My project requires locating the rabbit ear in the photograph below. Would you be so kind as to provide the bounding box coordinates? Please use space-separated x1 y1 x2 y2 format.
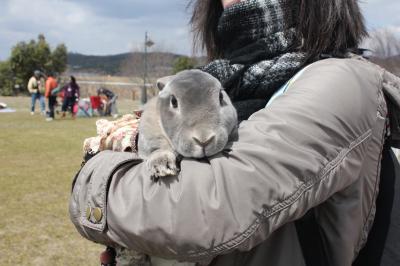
156 75 174 91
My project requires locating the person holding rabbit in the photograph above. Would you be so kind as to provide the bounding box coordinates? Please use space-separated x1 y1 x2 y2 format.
70 0 400 265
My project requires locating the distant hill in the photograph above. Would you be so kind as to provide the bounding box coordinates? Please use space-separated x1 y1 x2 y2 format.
67 52 206 77
67 52 131 75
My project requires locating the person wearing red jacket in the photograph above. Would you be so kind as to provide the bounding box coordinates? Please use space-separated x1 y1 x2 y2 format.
45 72 58 121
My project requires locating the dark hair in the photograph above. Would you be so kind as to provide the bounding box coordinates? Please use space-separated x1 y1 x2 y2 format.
189 0 224 61
70 76 76 84
298 0 367 61
189 0 367 62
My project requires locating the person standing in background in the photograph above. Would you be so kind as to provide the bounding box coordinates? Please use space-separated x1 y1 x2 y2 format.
27 70 46 115
45 72 58 121
61 76 80 118
97 87 118 118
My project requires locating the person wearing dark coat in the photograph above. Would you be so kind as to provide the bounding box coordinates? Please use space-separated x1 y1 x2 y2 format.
61 76 80 118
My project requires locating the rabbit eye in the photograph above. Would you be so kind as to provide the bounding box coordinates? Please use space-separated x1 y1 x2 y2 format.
170 95 178 108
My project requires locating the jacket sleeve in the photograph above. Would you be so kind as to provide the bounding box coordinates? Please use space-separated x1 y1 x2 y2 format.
69 58 385 262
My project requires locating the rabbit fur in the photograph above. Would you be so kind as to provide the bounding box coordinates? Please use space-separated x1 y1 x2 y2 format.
138 69 238 179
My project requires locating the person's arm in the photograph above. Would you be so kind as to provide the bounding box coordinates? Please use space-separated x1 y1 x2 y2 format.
54 80 58 93
70 58 386 262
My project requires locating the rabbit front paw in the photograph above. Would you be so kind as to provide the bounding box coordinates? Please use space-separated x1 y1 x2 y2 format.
146 150 179 180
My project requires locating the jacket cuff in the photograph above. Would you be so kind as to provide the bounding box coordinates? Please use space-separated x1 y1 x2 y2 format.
69 150 141 245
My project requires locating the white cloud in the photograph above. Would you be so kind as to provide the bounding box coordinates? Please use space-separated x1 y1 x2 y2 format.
0 0 192 60
1 0 399 60
6 0 89 30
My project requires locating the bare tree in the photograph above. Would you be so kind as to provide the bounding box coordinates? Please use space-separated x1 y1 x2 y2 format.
362 28 400 76
120 45 180 80
363 28 400 58
120 41 182 99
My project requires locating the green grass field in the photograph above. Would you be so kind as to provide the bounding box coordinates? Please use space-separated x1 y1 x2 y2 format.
0 96 140 265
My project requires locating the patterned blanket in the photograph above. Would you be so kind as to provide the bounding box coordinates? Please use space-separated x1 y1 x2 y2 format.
83 113 140 154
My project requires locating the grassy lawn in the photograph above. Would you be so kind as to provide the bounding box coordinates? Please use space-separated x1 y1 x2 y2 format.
0 96 140 266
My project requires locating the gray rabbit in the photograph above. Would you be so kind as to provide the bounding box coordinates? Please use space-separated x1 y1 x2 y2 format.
138 69 238 179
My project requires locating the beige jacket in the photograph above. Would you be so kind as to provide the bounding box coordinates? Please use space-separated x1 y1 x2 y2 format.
27 76 45 94
70 57 400 266
27 76 39 94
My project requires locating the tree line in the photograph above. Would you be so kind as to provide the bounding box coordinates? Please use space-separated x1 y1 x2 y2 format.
3 29 397 97
0 34 199 96
0 34 67 96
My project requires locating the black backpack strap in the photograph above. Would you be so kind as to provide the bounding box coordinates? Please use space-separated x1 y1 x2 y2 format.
295 209 329 266
353 143 396 266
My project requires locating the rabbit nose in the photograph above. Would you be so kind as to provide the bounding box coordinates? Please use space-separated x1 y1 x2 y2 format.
193 135 215 148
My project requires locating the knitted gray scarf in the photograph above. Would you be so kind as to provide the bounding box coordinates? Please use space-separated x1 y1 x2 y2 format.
201 0 306 121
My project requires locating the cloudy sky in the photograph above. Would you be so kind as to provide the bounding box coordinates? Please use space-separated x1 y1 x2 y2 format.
0 0 399 60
